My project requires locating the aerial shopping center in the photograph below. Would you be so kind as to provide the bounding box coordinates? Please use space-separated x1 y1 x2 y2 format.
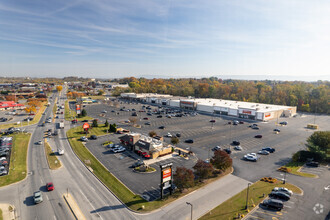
120 93 297 121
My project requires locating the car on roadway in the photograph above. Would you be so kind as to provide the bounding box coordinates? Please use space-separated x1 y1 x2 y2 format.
239 121 244 124
209 119 216 123
279 121 288 125
34 191 43 204
268 191 290 201
234 145 242 151
212 146 221 151
262 199 283 211
37 140 43 145
232 140 240 145
273 128 281 132
252 126 260 130
254 134 262 138
185 139 194 143
272 187 293 196
46 182 55 191
233 120 239 125
80 136 88 142
262 147 275 153
258 150 270 155
58 149 64 155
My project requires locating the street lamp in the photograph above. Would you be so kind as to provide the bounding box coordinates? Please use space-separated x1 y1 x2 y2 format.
186 202 193 220
281 172 287 184
245 183 251 209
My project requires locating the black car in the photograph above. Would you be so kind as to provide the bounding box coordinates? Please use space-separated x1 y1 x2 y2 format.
279 121 288 125
262 147 275 153
157 115 163 118
130 160 144 168
224 148 232 154
273 128 281 132
306 161 319 167
268 191 290 201
185 139 194 143
252 126 260 130
254 135 262 138
262 199 284 211
176 133 181 137
232 140 240 145
131 112 137 116
82 120 89 122
90 135 98 140
159 126 165 129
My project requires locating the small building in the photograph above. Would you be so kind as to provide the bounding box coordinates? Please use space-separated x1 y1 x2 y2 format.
0 101 24 110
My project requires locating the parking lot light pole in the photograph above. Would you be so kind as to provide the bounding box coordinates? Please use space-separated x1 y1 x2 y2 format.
245 183 251 209
186 202 193 220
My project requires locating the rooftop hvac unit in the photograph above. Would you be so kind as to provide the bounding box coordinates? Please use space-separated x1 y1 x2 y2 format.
266 106 269 109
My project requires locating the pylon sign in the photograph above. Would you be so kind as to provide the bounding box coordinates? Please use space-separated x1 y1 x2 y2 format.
160 162 173 199
76 104 81 114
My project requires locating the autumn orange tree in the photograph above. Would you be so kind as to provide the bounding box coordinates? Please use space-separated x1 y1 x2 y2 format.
56 85 63 92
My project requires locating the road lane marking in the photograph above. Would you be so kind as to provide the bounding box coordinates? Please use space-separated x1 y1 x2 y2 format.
255 210 283 218
248 215 264 219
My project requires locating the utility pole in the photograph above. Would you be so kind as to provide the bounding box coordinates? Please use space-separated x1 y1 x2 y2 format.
245 183 251 209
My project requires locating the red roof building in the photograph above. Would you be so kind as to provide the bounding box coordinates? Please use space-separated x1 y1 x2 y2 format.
0 101 25 109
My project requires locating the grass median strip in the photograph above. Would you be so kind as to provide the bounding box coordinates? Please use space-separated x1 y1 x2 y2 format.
200 181 302 220
44 141 61 170
64 100 92 121
282 161 317 178
0 133 31 187
67 126 233 211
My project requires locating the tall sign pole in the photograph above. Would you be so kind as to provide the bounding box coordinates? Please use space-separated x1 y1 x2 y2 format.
160 162 173 199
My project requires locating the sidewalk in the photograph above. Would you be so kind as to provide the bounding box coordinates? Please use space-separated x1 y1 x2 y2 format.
141 174 251 220
0 203 16 220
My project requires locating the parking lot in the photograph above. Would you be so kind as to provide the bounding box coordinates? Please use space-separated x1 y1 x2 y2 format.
0 109 32 126
71 100 330 207
0 136 12 176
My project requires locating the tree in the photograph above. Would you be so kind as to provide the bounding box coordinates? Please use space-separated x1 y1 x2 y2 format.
81 109 87 117
173 167 195 191
171 137 179 145
92 119 98 127
109 123 117 133
104 119 109 127
97 89 104 95
149 131 157 137
56 85 63 92
306 131 330 152
211 150 232 171
193 159 214 180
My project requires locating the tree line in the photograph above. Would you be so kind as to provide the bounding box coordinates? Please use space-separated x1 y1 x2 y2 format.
112 77 329 114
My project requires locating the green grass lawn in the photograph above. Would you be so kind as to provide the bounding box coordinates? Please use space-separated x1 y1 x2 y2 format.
64 100 92 121
0 102 47 130
0 133 31 187
44 141 62 170
283 161 317 178
88 95 106 100
66 126 233 212
53 98 57 115
200 181 302 220
0 208 2 220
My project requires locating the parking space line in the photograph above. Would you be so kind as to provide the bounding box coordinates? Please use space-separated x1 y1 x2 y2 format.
248 215 265 219
255 210 283 218
284 205 291 208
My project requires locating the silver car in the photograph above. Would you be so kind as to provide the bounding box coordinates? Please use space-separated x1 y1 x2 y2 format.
34 191 43 204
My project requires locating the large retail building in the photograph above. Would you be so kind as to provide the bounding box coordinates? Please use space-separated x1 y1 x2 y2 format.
120 93 296 121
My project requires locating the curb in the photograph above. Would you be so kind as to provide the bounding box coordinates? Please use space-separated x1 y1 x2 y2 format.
63 194 78 220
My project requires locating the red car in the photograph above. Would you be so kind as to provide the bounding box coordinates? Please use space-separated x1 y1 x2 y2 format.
143 117 149 120
210 119 216 123
71 119 78 123
46 182 54 191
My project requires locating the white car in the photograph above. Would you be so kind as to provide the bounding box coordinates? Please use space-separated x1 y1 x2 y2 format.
58 149 64 155
102 110 107 113
166 133 172 137
258 150 270 155
80 136 88 142
0 157 6 161
37 140 43 145
234 145 242 151
244 154 258 162
113 146 126 153
272 187 293 196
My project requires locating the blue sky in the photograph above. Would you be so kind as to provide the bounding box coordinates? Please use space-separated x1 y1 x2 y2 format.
0 0 330 80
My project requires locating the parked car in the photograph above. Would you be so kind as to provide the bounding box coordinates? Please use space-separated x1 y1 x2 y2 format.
46 182 55 191
272 187 293 196
143 117 149 120
268 191 290 201
258 150 270 155
254 135 263 138
262 199 284 211
273 128 281 132
145 122 151 125
113 146 126 153
239 121 244 124
185 139 194 143
157 115 163 118
209 119 216 123
34 191 43 204
234 145 242 151
90 135 98 140
212 146 221 151
224 148 232 154
82 120 89 122
102 110 107 113
244 153 258 161
232 140 240 145
130 160 144 168
176 133 181 137
279 121 288 125
0 151 9 157
166 133 172 138
80 136 88 142
306 161 319 167
158 126 165 129
233 120 238 125
262 147 275 153
0 169 7 176
0 160 8 166
71 119 78 123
